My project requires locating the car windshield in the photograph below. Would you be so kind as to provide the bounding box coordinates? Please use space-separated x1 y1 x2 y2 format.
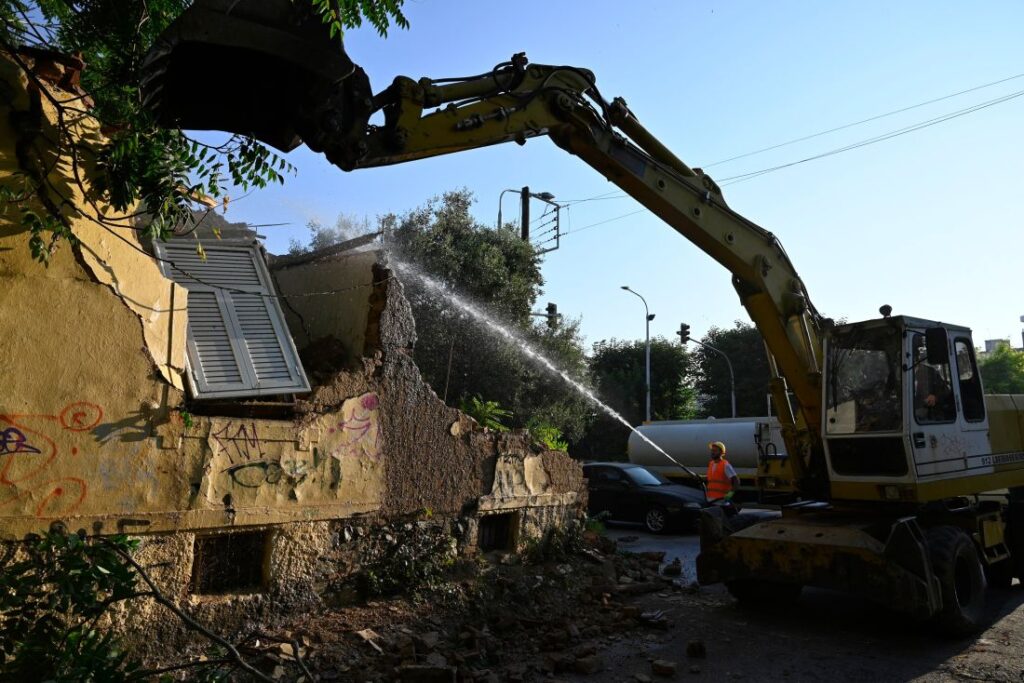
625 467 665 486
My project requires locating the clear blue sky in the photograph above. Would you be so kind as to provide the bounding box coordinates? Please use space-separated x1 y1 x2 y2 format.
221 1 1024 351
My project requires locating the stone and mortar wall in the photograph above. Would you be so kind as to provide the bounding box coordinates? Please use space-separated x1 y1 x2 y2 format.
0 53 586 652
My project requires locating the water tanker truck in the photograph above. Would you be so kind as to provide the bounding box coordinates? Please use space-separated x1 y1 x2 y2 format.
628 418 786 495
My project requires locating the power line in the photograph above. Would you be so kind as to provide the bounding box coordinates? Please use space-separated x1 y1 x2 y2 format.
704 71 1024 169
719 86 1024 186
563 208 647 236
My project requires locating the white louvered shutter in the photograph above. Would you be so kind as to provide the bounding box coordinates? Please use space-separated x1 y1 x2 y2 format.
154 241 310 398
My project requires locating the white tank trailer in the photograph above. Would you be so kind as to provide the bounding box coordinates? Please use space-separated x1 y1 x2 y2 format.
627 417 786 489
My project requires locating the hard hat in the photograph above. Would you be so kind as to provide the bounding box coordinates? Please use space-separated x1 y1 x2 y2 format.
708 441 727 455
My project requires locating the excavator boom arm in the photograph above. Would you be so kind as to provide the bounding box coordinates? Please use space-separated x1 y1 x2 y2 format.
142 0 828 494
336 58 828 492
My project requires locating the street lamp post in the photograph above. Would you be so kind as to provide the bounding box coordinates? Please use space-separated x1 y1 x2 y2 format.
622 286 655 423
679 326 736 418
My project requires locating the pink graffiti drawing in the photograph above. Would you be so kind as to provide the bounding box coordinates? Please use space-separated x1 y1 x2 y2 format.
322 393 381 460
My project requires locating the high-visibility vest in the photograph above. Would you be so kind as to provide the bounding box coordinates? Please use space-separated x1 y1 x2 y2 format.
707 458 733 500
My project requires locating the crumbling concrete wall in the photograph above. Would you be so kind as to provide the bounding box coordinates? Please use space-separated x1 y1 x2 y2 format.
1 51 586 654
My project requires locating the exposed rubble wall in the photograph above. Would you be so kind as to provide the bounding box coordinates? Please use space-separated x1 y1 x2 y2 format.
0 52 586 653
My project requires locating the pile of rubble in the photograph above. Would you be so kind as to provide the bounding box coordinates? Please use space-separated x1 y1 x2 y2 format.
256 533 699 682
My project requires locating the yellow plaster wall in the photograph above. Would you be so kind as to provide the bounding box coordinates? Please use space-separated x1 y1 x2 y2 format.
271 250 377 353
0 56 384 539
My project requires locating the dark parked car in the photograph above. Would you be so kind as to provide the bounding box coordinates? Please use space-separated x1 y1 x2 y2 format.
583 462 708 533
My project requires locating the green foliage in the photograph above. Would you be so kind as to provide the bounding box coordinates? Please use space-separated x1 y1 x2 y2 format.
459 395 512 432
2 0 407 256
979 343 1024 394
583 513 608 534
312 0 409 39
176 406 194 430
356 524 457 600
0 529 142 681
693 321 771 418
379 189 594 442
521 523 584 565
575 337 695 459
528 420 569 451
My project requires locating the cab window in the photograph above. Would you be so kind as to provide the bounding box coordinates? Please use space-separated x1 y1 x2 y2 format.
954 339 985 422
912 333 956 424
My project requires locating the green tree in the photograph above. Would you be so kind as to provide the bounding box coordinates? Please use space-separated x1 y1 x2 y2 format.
574 337 696 460
376 190 593 442
0 0 407 261
693 321 772 418
979 344 1024 394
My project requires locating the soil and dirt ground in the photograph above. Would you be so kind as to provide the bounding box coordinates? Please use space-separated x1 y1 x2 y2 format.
223 514 1024 683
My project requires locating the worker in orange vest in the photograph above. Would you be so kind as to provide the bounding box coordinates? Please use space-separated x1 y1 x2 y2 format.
707 441 740 502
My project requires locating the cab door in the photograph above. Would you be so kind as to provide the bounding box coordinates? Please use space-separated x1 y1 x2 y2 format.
908 331 990 479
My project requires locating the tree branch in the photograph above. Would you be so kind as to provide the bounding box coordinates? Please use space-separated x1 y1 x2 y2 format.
103 540 275 683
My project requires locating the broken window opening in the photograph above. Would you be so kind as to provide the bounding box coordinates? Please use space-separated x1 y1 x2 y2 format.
190 529 270 595
477 512 517 552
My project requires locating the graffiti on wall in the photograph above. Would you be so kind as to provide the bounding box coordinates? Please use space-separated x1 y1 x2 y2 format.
0 402 103 518
212 422 264 463
210 393 381 500
320 393 380 461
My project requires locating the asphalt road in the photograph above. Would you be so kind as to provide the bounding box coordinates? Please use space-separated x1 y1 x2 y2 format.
570 520 1024 682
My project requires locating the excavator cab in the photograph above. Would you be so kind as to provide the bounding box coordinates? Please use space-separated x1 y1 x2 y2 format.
142 0 371 155
822 316 1001 503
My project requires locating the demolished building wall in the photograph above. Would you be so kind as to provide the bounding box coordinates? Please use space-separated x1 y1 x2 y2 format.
0 52 586 650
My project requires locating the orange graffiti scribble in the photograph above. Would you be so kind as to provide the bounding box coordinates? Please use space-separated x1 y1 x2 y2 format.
59 402 103 432
0 402 102 517
34 478 87 518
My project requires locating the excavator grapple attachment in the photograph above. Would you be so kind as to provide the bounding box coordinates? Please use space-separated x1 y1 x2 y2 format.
141 0 371 153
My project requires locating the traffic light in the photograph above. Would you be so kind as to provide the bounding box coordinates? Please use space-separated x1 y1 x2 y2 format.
677 322 691 344
545 302 559 329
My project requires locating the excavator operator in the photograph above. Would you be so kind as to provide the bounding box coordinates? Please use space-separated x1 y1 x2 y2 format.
707 441 740 503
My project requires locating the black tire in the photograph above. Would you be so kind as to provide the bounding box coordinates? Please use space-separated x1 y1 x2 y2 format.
927 525 987 634
643 506 670 534
725 579 802 606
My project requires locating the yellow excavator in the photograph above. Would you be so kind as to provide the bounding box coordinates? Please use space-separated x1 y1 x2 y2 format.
144 0 1024 632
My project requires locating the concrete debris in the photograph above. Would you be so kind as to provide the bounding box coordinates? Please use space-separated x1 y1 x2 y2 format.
662 558 683 576
652 659 679 677
686 640 707 658
639 610 672 630
162 533 700 682
397 664 457 682
356 628 384 654
574 654 604 674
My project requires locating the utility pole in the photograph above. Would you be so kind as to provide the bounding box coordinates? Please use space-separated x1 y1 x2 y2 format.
520 186 530 241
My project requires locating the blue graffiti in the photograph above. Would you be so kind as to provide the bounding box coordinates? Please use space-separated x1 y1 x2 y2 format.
0 427 42 455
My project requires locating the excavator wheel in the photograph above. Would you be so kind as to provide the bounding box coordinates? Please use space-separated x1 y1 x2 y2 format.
926 525 987 635
725 579 802 607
